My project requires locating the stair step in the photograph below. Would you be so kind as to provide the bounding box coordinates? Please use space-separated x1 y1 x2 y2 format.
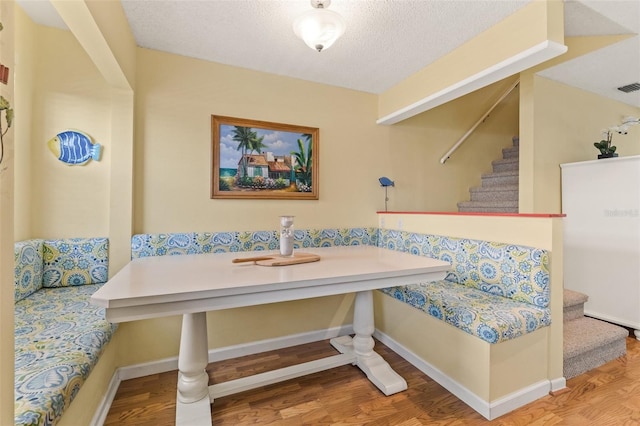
564 289 589 322
492 157 519 173
457 200 518 213
481 171 518 187
562 288 589 322
458 136 519 214
563 317 628 379
564 289 589 308
502 146 519 159
469 185 518 202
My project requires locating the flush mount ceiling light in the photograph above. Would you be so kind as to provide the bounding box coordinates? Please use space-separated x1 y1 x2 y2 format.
293 0 345 52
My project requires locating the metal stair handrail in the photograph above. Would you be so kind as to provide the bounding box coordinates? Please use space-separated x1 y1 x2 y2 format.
440 79 520 164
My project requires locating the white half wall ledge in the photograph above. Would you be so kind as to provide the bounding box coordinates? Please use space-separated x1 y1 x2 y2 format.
376 40 568 126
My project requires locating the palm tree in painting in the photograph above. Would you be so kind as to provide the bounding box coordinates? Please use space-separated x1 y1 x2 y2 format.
291 134 313 189
248 134 267 157
232 126 256 177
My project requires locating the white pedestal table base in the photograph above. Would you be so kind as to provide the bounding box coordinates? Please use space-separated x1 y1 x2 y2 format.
173 290 406 425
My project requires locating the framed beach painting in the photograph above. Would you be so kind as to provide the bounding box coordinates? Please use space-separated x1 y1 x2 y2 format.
211 115 319 200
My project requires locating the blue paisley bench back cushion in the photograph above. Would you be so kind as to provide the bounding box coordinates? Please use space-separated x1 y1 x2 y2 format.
377 229 550 308
131 227 378 258
42 238 109 287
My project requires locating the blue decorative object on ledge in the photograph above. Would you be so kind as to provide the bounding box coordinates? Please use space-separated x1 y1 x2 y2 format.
378 176 394 211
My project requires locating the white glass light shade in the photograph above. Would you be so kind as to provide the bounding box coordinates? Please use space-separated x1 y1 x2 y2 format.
293 7 345 52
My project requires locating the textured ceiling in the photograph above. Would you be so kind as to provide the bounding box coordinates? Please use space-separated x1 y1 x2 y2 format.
541 0 640 108
118 0 530 94
15 0 640 108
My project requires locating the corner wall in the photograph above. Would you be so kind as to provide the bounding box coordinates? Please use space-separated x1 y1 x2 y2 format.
384 77 519 212
0 1 15 423
26 25 112 239
520 75 640 213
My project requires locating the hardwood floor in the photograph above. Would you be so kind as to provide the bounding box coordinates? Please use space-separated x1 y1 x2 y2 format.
106 335 640 425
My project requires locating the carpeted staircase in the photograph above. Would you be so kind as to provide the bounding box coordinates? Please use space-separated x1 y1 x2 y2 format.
563 289 628 379
457 139 628 378
457 136 519 213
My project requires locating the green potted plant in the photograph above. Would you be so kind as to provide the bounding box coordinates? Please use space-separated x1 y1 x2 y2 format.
594 117 640 160
594 130 617 159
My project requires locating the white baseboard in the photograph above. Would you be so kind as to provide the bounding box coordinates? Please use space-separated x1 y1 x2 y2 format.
550 377 567 392
117 324 354 381
488 379 550 419
94 324 354 424
91 370 122 426
373 329 551 420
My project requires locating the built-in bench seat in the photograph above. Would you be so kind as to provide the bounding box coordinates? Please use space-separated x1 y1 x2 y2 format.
377 230 551 344
14 238 116 426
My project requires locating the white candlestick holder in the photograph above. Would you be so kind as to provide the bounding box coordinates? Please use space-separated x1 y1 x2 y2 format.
279 216 294 257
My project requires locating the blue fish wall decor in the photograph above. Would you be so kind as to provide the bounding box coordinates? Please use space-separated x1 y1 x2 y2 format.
47 130 102 165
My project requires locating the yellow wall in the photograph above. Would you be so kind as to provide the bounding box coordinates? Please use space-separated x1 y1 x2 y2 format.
25 26 112 238
520 76 640 213
13 6 35 241
135 48 519 230
384 77 519 212
518 34 640 214
0 1 15 423
134 48 382 232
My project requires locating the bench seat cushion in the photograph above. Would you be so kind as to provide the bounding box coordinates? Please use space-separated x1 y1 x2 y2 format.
381 280 551 344
14 284 117 426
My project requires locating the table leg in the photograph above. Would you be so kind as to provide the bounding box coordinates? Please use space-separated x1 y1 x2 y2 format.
176 312 212 425
331 290 407 396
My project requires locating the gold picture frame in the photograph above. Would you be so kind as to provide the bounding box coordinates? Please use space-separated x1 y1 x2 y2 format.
211 115 319 200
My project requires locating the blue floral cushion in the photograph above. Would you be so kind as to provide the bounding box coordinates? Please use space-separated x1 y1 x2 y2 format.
131 228 378 258
14 284 117 426
14 240 44 302
42 238 109 287
377 230 550 309
380 280 551 344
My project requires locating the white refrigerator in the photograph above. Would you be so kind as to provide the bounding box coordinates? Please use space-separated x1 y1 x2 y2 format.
561 155 640 339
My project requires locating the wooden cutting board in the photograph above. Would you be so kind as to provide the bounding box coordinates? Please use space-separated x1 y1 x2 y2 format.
232 252 320 267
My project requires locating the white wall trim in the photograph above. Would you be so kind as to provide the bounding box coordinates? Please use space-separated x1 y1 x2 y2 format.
373 329 551 420
117 324 354 381
550 377 567 392
90 371 122 426
488 380 551 419
376 40 568 125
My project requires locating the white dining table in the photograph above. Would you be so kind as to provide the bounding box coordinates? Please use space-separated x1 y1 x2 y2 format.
91 245 450 425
